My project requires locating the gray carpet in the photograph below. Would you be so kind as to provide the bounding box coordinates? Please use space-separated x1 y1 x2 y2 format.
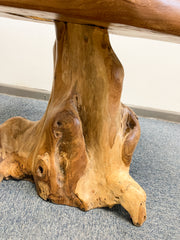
0 94 179 240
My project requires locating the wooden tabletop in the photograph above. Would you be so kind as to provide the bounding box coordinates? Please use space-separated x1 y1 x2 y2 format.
0 0 180 43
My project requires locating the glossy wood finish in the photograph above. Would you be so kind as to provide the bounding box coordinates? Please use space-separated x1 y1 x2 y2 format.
0 0 180 42
0 0 180 227
0 22 146 226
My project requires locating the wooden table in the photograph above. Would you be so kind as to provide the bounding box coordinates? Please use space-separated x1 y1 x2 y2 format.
0 0 180 227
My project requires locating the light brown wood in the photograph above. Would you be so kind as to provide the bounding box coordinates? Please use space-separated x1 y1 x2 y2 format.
0 22 146 226
0 0 180 43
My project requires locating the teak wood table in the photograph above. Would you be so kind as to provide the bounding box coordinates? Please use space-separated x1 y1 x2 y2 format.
0 0 180 227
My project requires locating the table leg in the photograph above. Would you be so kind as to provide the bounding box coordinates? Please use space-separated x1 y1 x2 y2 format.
0 21 146 226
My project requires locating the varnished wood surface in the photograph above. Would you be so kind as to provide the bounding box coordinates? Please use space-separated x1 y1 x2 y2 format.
0 0 180 42
0 22 146 226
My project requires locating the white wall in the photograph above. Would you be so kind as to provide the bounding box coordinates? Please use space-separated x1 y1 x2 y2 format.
0 17 54 91
0 17 180 113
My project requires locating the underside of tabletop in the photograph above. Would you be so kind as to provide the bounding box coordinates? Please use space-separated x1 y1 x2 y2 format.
0 0 180 43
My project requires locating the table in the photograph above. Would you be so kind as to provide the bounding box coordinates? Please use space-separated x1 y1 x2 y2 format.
0 0 180 226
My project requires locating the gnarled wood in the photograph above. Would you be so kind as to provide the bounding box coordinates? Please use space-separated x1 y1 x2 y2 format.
0 22 146 226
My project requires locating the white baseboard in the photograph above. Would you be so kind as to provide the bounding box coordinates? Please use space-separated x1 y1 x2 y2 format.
0 83 179 123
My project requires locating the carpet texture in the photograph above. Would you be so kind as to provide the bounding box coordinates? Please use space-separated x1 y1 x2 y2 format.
0 94 179 240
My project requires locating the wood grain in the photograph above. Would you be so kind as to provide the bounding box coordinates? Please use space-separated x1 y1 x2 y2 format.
0 0 180 42
0 0 179 227
0 22 146 226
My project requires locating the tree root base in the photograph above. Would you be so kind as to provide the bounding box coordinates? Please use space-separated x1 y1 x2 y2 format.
0 21 146 226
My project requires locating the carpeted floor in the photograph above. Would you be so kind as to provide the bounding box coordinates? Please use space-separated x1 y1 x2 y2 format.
0 94 179 240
